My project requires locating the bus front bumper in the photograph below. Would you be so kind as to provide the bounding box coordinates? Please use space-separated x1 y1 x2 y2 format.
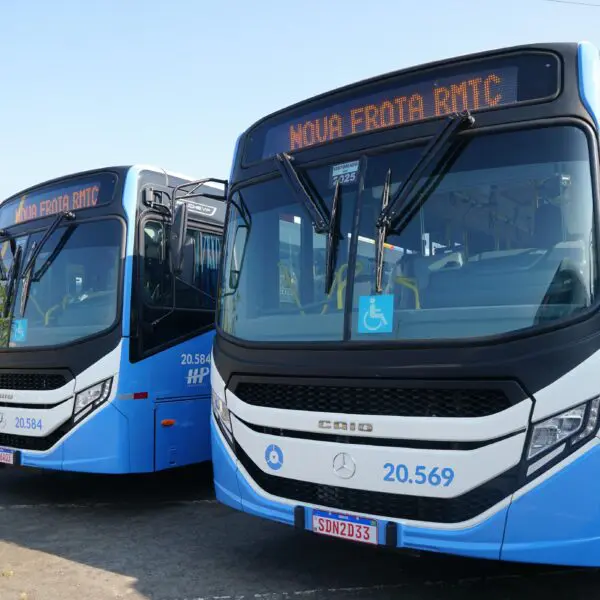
15 404 131 474
212 415 600 567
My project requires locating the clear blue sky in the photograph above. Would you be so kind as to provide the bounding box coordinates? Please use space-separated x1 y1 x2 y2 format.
1 0 599 198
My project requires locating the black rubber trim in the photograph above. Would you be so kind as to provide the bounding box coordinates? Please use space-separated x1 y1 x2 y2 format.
294 505 305 529
385 522 398 547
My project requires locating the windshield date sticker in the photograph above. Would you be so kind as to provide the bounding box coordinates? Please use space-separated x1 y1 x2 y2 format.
358 295 393 334
330 160 360 188
10 319 28 343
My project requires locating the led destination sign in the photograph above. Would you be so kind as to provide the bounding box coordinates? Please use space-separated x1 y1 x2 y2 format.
264 67 517 158
246 52 560 162
0 174 116 231
15 183 99 224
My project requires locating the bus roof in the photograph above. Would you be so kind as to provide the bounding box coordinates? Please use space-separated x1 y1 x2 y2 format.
0 164 224 206
243 41 585 135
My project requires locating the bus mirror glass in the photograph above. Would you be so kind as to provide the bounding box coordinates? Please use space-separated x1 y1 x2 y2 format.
229 269 240 289
170 201 189 274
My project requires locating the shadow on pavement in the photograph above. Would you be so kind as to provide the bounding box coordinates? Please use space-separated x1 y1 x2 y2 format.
0 462 214 505
0 465 599 599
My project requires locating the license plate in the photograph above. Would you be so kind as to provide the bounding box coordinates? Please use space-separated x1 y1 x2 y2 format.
0 448 15 465
312 509 378 545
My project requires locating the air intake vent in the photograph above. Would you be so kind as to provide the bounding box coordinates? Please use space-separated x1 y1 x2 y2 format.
233 380 513 418
0 372 69 391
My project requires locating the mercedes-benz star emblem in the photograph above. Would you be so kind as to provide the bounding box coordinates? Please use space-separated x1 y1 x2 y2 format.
332 452 356 479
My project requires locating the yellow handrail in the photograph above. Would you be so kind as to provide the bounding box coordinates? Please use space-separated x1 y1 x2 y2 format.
395 276 421 309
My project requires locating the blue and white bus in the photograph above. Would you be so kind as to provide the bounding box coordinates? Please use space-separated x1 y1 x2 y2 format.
211 41 600 566
0 165 225 473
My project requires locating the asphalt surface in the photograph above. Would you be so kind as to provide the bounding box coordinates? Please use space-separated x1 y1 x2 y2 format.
0 465 598 600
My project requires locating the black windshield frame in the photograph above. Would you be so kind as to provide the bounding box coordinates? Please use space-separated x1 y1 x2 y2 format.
242 50 561 166
0 215 126 351
219 116 600 349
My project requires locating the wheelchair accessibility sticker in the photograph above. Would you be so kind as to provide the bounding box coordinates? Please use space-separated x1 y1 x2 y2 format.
10 319 28 343
358 295 393 334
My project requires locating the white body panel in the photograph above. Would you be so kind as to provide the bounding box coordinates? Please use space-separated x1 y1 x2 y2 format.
0 344 121 446
213 354 600 528
533 347 600 421
232 415 525 498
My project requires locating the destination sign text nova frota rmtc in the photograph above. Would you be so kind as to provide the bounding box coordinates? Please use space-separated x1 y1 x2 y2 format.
14 183 100 225
262 67 518 157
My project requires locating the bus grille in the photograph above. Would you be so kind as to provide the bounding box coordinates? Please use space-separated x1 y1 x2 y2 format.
237 446 516 524
232 381 512 418
0 372 69 391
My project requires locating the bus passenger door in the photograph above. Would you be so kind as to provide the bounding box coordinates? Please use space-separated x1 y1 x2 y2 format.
132 205 221 471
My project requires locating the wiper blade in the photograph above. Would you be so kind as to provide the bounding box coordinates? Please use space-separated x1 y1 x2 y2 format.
325 181 341 294
275 152 330 234
275 152 342 295
374 111 475 292
3 244 22 319
31 225 76 283
375 169 392 295
19 211 75 317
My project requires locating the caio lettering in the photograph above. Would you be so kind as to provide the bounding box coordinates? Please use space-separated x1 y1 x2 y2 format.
318 420 373 432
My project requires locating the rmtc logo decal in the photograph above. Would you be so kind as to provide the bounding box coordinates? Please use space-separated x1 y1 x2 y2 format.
186 366 210 386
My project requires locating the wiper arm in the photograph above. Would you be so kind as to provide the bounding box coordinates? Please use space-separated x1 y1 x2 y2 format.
19 211 75 317
374 111 475 292
275 152 330 234
275 152 343 295
325 181 341 294
30 225 76 283
375 168 392 294
3 244 22 319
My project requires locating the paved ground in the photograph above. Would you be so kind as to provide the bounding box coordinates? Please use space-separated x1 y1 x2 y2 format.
0 465 599 600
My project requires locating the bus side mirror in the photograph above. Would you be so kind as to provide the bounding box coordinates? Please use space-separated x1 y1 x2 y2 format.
227 223 249 291
170 202 189 274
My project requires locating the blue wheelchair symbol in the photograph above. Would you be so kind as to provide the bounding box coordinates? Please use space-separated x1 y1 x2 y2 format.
265 444 284 471
10 319 28 343
358 295 393 334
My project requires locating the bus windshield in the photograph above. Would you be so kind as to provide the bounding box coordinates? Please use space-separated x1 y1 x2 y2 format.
219 125 596 342
0 218 122 348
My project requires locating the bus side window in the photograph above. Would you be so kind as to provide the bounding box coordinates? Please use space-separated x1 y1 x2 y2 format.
137 220 221 356
141 221 172 306
175 227 221 314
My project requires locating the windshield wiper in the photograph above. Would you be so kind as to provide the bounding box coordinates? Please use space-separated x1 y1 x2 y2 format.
19 211 75 317
275 153 330 233
374 111 475 292
275 152 340 294
30 225 76 283
3 244 22 319
325 181 341 293
375 168 392 295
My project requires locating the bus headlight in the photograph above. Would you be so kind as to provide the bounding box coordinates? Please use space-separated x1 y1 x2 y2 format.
212 388 233 443
73 378 113 421
528 397 600 460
